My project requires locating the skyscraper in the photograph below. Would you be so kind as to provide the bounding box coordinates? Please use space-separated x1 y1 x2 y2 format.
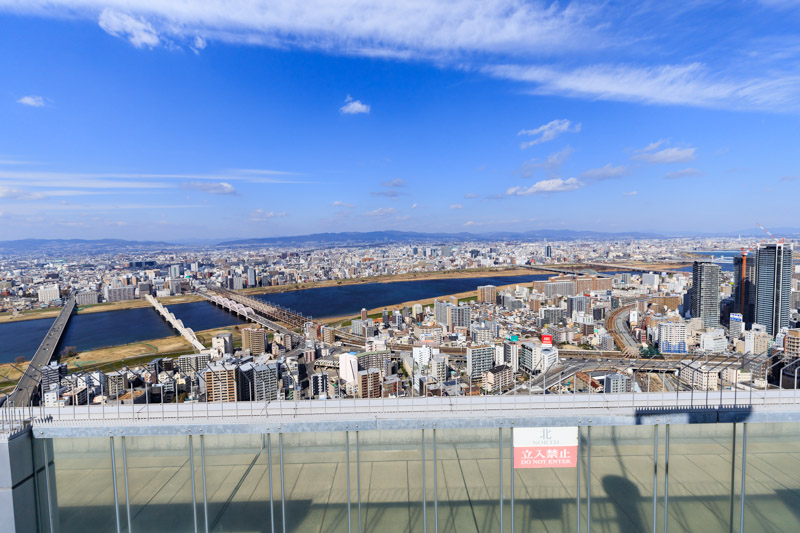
755 242 793 337
691 261 721 328
734 254 757 325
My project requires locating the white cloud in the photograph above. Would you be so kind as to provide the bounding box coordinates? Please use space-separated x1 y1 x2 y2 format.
340 95 370 115
518 119 581 148
8 1 595 58
411 203 419 209
381 178 406 188
579 164 628 181
248 209 286 222
486 62 800 111
98 8 160 48
331 200 354 208
450 203 463 209
633 142 697 164
463 193 478 199
17 95 46 107
365 207 396 217
663 168 702 180
507 177 584 196
182 181 237 194
193 35 207 51
623 190 638 196
0 187 45 200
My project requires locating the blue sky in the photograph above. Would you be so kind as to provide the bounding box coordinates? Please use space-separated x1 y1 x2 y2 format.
1 1 800 241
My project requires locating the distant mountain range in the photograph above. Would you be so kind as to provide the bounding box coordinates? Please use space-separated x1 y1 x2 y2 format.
0 238 176 253
217 229 665 246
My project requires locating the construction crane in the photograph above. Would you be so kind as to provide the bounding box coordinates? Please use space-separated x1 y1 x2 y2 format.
756 222 784 244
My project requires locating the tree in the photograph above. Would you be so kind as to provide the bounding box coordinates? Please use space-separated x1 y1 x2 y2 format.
60 346 78 359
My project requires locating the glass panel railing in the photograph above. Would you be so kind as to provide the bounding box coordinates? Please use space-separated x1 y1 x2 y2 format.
742 422 800 532
123 435 195 532
50 437 119 533
665 423 737 533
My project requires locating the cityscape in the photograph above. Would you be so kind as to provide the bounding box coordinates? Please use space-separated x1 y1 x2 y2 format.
2 1 800 532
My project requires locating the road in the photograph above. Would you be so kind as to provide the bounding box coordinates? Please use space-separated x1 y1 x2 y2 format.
9 294 76 406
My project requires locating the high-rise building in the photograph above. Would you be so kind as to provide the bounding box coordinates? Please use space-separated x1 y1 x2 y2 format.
202 363 238 402
734 254 757 325
242 328 267 355
310 373 329 398
755 242 793 337
37 284 60 304
212 332 234 354
729 313 744 339
253 363 279 401
446 304 470 331
658 322 687 354
691 261 721 328
361 308 368 321
477 285 497 304
466 346 495 381
357 369 381 398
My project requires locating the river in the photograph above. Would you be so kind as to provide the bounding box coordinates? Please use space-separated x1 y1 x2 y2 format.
0 273 551 362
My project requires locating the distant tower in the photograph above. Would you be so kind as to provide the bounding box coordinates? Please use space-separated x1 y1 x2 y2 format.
691 261 721 328
361 308 368 321
755 242 793 337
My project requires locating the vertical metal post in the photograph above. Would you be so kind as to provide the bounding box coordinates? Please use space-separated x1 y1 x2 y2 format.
729 423 737 533
739 423 747 533
433 429 439 533
652 426 658 533
279 433 286 533
346 431 352 533
121 437 133 533
576 431 580 533
189 435 198 533
201 435 209 533
423 429 428 533
509 427 514 533
268 434 275 533
110 438 122 533
42 440 55 533
356 431 362 533
499 427 503 533
586 426 591 533
663 425 670 533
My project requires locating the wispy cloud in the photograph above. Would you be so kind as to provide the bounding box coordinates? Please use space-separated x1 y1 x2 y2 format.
381 178 406 188
181 181 238 195
518 146 573 179
507 177 583 196
17 95 46 107
579 164 628 181
365 207 396 217
633 141 696 164
98 8 160 48
518 119 581 149
340 95 370 115
663 168 702 179
463 193 478 199
371 190 399 198
450 203 463 209
331 200 354 208
623 190 638 196
486 62 800 111
411 203 419 209
248 209 286 222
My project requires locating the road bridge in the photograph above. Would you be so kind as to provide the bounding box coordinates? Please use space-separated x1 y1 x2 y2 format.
9 293 76 407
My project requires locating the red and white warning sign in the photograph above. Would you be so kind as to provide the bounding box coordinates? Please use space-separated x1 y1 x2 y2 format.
514 427 578 469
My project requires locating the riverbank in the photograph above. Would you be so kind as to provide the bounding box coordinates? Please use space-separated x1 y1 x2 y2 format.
319 279 528 326
238 267 543 296
0 293 203 324
0 324 244 393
